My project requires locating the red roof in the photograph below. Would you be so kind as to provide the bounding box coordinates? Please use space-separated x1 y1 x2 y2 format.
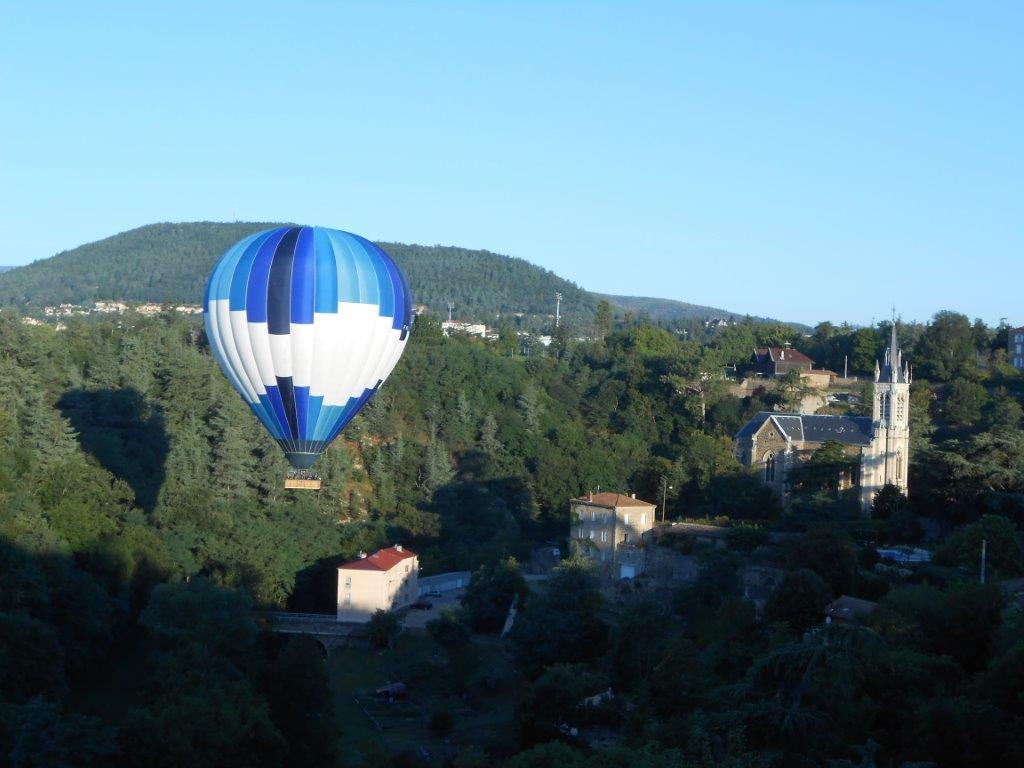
573 492 656 508
338 545 417 572
755 347 814 365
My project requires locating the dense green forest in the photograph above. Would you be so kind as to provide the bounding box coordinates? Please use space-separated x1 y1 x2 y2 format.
1 304 1022 767
0 223 767 328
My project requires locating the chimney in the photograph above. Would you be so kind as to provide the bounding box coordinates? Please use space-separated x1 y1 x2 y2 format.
358 551 367 559
395 544 403 552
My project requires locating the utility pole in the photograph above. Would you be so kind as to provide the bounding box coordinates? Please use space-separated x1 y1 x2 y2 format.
843 354 848 380
660 476 672 523
981 539 987 584
555 292 562 328
447 302 454 324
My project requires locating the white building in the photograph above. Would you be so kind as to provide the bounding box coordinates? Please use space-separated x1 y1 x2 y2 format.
336 545 419 622
442 321 489 338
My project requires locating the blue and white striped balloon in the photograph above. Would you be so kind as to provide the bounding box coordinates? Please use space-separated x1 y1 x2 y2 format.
204 226 412 469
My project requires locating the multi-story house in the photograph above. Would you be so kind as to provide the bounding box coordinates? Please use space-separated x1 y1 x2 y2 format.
337 545 419 622
1009 327 1024 370
569 492 657 579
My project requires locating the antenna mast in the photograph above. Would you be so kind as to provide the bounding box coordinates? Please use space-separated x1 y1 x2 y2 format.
555 292 562 328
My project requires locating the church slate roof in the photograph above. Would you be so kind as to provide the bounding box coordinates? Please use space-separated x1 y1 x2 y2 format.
800 414 873 445
735 412 873 447
735 412 772 439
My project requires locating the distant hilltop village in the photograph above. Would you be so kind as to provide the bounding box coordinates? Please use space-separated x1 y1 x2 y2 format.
19 300 203 329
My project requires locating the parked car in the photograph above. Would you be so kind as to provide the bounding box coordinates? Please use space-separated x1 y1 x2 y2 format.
411 600 433 610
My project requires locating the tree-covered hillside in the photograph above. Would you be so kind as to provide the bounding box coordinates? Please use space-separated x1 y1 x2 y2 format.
0 306 1022 765
0 222 766 328
0 223 282 307
593 292 788 327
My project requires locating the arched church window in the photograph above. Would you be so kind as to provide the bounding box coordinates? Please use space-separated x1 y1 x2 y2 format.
896 452 903 481
896 394 906 421
764 452 776 483
879 392 890 421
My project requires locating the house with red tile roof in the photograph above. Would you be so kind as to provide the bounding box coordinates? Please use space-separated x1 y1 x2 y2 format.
752 346 815 377
337 545 419 622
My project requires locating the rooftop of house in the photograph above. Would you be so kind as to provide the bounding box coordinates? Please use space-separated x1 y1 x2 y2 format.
754 347 814 366
338 545 417 572
573 492 656 509
661 521 730 538
825 595 878 621
735 411 874 447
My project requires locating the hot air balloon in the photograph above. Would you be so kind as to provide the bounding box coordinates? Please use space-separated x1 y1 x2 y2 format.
204 226 412 489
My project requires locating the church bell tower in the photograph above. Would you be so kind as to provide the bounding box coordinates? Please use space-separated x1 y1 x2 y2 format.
862 323 911 510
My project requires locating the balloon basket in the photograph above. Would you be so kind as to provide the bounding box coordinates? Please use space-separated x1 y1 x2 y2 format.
284 471 321 490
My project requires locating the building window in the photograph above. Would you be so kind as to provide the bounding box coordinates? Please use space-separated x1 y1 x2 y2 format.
591 510 596 521
600 530 607 542
764 452 776 483
589 530 595 540
624 514 630 525
641 513 646 526
623 532 631 543
879 392 890 421
345 577 351 587
896 452 904 481
896 394 906 422
578 526 584 539
344 594 351 606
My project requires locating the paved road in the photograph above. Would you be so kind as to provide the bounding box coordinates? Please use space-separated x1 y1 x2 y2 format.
401 588 465 629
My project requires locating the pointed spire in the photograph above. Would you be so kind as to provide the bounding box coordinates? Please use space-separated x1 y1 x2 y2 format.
879 319 906 384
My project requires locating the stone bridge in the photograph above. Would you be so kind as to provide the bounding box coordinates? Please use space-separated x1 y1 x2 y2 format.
257 611 367 656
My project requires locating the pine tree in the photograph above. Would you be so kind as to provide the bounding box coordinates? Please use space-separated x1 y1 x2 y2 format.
518 384 541 432
479 413 501 455
424 424 455 491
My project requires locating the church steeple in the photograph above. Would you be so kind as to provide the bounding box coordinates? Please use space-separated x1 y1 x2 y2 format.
877 321 910 384
864 318 911 511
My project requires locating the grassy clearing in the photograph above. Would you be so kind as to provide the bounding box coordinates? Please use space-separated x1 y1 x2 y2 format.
328 631 519 765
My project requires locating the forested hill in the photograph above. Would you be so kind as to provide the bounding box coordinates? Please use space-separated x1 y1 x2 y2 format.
593 293 781 325
0 222 766 326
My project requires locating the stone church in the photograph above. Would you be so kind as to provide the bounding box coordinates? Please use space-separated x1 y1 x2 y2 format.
734 325 910 511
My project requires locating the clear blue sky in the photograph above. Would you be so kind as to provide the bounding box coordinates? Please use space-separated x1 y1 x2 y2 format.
1 2 1020 326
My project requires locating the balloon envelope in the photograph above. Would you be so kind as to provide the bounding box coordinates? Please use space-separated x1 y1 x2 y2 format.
204 226 412 469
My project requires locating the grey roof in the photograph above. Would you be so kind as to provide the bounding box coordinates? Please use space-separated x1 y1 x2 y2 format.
800 414 873 445
735 412 772 439
735 412 873 447
771 415 805 441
